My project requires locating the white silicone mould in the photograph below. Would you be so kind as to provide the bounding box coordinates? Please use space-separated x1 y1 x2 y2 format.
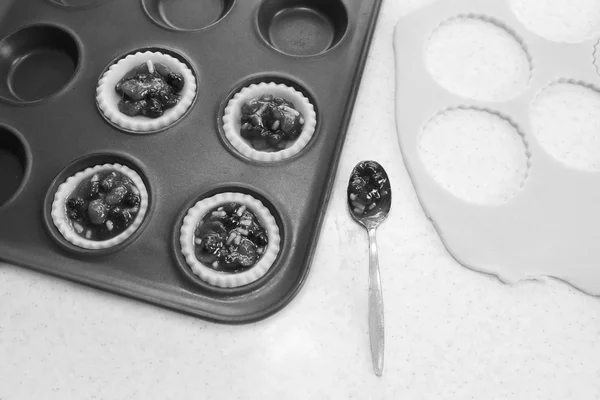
394 0 600 294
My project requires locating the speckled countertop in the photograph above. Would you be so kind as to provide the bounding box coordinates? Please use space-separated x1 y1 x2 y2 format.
1 1 600 399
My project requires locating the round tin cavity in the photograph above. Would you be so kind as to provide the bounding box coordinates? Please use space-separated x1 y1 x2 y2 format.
0 126 29 207
44 153 153 254
173 185 284 295
221 77 317 163
96 48 197 134
0 25 79 104
142 0 235 31
257 0 348 56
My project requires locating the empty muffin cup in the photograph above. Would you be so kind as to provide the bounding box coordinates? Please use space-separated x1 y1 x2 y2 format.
142 0 234 31
257 0 348 56
0 126 28 207
0 25 79 103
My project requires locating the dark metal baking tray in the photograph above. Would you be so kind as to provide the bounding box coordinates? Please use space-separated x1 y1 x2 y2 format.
0 0 382 323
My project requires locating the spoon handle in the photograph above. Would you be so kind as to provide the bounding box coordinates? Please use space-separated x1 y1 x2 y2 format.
368 227 384 376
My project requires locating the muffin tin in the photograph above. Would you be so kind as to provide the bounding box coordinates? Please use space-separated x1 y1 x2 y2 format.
0 0 382 323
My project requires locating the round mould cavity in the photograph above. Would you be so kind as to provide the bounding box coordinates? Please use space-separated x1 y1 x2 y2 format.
47 0 112 9
418 108 530 205
96 48 197 134
0 126 29 207
425 15 532 102
175 189 282 291
509 0 600 43
222 79 317 163
44 153 152 253
530 81 600 171
142 0 234 31
256 0 348 57
0 25 80 104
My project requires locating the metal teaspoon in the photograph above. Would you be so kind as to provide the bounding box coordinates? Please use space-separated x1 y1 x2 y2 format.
347 160 392 377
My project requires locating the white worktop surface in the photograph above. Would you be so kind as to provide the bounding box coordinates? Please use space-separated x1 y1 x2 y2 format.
2 1 599 399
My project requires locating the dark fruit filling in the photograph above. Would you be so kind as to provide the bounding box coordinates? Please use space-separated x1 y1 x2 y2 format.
65 170 142 241
194 202 269 273
348 161 391 216
240 94 305 152
115 61 184 118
